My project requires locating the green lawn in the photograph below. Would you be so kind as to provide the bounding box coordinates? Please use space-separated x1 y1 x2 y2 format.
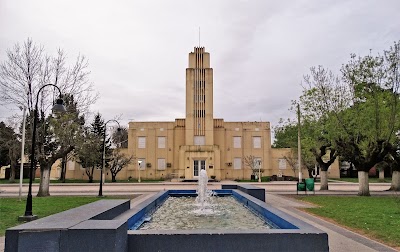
330 177 391 183
299 195 400 248
0 196 124 236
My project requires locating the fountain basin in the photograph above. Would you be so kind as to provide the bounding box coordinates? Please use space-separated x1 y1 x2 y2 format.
5 188 329 251
124 189 328 251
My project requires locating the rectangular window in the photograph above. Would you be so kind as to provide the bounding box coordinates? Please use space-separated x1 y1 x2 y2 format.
253 157 262 168
278 159 287 169
194 136 205 145
157 158 166 170
138 158 146 170
138 137 146 148
158 137 166 148
67 160 75 170
233 136 241 148
234 158 242 170
253 136 261 148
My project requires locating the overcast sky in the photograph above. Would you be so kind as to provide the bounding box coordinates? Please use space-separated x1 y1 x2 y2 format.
1 0 399 134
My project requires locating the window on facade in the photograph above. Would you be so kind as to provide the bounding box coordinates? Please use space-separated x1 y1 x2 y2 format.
193 110 205 117
138 158 146 170
233 136 241 148
157 158 166 170
194 94 205 102
158 137 166 148
138 137 146 148
253 136 261 148
278 159 287 169
254 157 262 168
67 160 75 170
194 136 205 145
234 158 242 170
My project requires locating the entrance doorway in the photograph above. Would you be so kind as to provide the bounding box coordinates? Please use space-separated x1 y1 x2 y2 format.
193 160 205 177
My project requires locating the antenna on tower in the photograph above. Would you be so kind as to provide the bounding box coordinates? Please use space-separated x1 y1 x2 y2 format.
199 27 201 46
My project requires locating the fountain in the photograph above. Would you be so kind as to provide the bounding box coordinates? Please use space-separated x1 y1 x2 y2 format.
5 175 329 251
195 169 209 210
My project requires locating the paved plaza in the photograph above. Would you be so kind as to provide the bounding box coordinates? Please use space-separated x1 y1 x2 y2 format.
1 181 398 252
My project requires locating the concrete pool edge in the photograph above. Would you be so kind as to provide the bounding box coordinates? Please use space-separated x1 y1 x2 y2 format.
126 189 329 251
5 188 329 251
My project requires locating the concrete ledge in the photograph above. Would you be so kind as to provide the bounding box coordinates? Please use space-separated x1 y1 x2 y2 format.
222 184 265 201
128 230 328 252
5 199 130 252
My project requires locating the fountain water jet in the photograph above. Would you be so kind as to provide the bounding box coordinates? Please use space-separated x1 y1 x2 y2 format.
195 169 214 211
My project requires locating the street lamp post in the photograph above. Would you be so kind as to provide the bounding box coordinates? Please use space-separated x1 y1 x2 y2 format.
98 120 120 197
138 160 142 183
19 106 26 200
258 160 262 183
19 84 66 221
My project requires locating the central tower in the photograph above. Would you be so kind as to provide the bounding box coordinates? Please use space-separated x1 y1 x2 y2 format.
185 47 214 146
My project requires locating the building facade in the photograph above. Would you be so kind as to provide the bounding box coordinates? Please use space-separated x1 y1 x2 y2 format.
52 46 339 181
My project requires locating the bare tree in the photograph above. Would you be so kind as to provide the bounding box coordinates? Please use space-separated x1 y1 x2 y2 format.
0 38 98 196
283 153 298 177
243 155 263 179
109 149 133 182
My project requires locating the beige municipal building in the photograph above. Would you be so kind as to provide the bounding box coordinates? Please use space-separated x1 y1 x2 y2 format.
52 46 339 181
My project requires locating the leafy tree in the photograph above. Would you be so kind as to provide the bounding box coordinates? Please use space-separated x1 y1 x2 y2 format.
0 122 20 182
75 128 101 183
76 113 112 182
273 119 323 183
297 42 400 195
35 95 85 196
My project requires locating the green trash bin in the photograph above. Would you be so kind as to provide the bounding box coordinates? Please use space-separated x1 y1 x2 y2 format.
297 182 306 191
305 178 315 191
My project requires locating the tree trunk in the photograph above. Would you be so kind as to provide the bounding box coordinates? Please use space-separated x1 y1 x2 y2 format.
59 156 66 183
8 159 16 183
112 174 116 182
320 170 329 190
378 169 385 182
389 171 400 191
37 166 51 197
358 171 370 196
88 175 93 183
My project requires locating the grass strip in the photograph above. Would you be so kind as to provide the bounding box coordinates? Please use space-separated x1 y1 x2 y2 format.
0 196 114 236
299 195 400 248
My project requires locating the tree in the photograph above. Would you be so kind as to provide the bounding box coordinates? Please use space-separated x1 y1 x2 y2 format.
297 42 400 195
0 38 97 196
76 113 111 183
388 139 400 190
243 155 263 179
109 149 133 182
0 122 20 182
311 146 337 190
273 119 321 181
35 95 85 196
75 129 101 183
112 126 128 148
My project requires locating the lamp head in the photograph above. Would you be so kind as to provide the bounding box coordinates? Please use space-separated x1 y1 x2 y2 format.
52 98 67 113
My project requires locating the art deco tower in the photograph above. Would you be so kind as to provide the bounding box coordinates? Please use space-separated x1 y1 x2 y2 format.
185 47 214 146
